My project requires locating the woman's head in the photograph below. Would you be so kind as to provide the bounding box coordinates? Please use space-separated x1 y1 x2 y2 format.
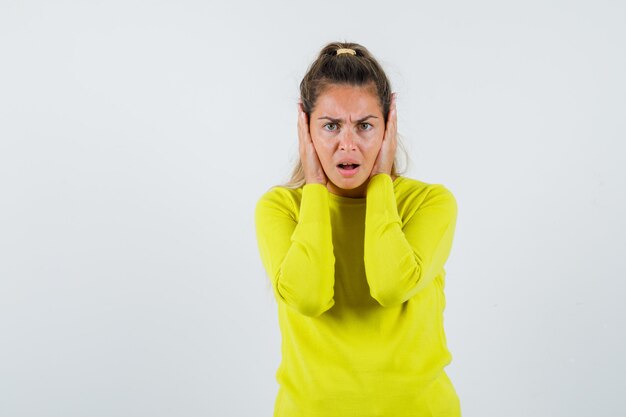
281 41 408 191
299 42 393 124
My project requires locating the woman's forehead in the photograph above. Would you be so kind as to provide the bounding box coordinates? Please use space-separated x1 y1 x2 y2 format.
314 84 382 117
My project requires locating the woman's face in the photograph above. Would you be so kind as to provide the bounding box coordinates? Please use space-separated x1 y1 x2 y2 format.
309 83 386 198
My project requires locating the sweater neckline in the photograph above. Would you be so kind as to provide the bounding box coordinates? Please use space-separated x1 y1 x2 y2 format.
327 176 403 204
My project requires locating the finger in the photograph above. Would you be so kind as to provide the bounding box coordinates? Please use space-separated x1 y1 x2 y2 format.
297 108 308 156
297 108 314 164
391 93 397 118
297 107 307 138
389 111 397 148
299 110 312 143
384 107 397 141
388 96 397 137
297 102 307 119
387 93 396 119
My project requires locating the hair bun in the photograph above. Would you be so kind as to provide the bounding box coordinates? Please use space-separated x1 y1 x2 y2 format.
336 48 357 56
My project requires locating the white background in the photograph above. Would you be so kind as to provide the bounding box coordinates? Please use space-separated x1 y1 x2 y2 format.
1 1 624 416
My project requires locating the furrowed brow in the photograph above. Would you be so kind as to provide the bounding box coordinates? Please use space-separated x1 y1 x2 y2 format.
317 115 379 123
356 115 378 123
318 116 342 123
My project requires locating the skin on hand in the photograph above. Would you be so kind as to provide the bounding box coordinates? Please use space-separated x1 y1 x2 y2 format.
302 83 397 198
370 92 397 179
298 103 328 185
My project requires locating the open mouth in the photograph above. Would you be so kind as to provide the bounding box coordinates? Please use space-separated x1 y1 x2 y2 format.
337 163 360 170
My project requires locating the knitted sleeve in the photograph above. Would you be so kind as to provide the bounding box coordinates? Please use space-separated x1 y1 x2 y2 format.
254 183 335 317
364 174 458 307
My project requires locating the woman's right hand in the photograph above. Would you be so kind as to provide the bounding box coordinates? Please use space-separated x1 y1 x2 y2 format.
297 103 328 185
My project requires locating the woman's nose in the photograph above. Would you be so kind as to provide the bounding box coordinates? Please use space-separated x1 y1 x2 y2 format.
339 129 356 150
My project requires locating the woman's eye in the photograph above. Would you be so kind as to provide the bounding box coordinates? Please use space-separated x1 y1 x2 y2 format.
360 122 372 130
324 123 338 131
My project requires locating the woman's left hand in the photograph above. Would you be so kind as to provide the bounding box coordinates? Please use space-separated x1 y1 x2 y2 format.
370 93 397 178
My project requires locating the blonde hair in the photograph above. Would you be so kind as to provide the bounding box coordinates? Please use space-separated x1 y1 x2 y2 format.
278 41 411 189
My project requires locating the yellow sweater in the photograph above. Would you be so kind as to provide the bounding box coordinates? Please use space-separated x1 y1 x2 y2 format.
254 173 458 417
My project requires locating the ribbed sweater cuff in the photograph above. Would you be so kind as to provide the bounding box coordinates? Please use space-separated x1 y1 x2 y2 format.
300 183 330 224
366 174 401 223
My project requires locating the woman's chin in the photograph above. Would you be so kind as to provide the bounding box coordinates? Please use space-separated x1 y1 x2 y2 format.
327 177 369 198
329 175 358 187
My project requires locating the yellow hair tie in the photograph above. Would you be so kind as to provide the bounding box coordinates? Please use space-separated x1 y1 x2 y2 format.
336 48 356 56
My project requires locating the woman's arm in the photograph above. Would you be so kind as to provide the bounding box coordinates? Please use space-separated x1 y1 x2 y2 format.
364 174 458 307
254 183 336 317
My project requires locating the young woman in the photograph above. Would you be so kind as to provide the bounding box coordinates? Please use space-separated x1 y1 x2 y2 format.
254 41 461 417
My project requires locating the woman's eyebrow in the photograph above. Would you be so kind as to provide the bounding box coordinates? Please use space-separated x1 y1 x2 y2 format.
317 115 378 123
